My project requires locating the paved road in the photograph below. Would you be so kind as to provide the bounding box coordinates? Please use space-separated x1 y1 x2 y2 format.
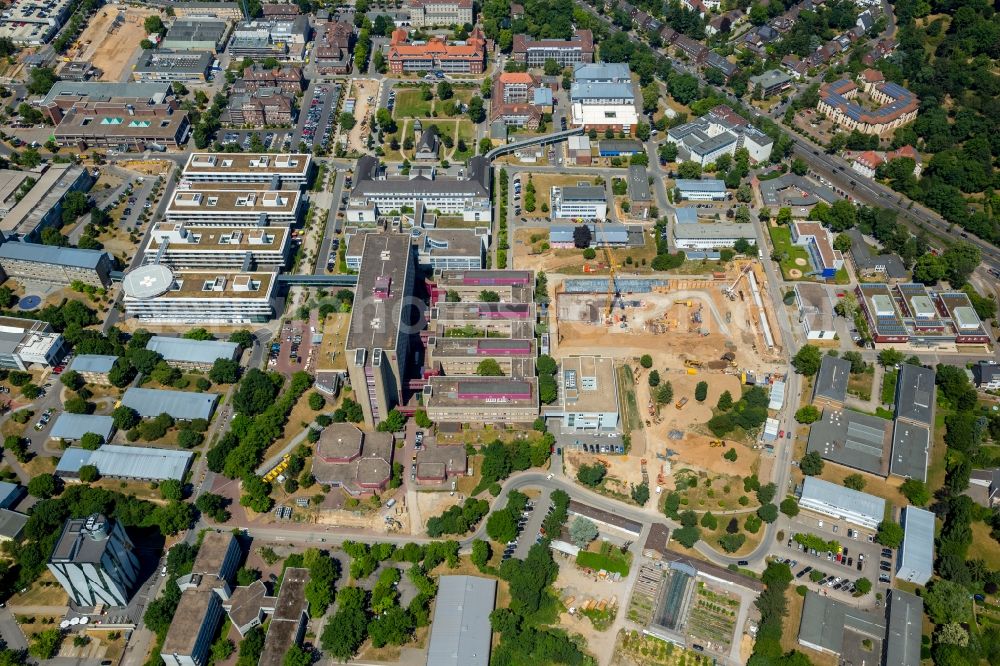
314 171 346 275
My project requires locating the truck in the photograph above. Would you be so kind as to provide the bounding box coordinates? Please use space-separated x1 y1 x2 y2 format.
683 359 703 369
675 397 688 410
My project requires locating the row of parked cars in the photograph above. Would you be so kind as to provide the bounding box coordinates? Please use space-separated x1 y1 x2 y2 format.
303 87 334 150
503 500 547 561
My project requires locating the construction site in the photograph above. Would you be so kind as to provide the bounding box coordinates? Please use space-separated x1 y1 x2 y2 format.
60 7 158 82
548 258 784 479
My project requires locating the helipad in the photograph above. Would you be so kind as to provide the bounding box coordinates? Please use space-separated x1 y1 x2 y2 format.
121 264 174 299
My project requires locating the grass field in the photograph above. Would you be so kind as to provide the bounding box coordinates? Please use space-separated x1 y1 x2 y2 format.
847 370 874 401
617 364 642 435
769 226 811 279
393 89 432 118
880 368 898 405
577 542 631 576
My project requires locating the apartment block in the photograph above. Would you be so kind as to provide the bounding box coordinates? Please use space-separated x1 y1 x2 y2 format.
512 29 595 67
121 264 276 324
345 234 417 427
405 0 473 27
166 186 301 226
818 69 919 136
428 269 534 303
0 242 113 287
427 337 536 377
387 27 486 74
145 222 290 269
47 514 140 608
0 163 94 239
181 153 312 185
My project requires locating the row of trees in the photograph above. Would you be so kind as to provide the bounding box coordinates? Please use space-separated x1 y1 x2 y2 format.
426 497 489 537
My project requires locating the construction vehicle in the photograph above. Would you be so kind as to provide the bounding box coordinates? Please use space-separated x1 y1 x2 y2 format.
709 440 725 448
686 368 698 375
722 351 736 362
724 262 754 300
596 458 610 467
674 299 692 307
684 359 703 369
262 454 291 482
675 397 689 410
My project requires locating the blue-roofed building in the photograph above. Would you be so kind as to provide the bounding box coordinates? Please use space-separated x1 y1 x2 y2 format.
532 87 553 109
895 506 934 585
49 413 115 443
0 481 24 509
67 354 118 384
0 242 114 287
597 140 643 157
572 62 631 83
55 448 95 477
674 179 728 201
146 336 241 370
122 387 219 421
799 477 886 530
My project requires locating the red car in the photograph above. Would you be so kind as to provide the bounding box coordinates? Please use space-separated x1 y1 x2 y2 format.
778 429 785 438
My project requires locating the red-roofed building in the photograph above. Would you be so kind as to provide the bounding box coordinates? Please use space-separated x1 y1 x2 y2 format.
852 150 884 178
314 21 354 74
491 72 547 129
387 27 486 74
886 145 922 176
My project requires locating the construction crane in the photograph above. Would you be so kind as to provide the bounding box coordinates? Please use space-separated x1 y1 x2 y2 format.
596 219 621 319
724 262 754 300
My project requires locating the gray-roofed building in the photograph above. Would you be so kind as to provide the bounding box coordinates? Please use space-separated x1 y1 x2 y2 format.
675 179 727 200
426 575 497 666
798 590 885 658
67 354 118 384
0 508 27 541
845 229 908 280
56 445 193 482
133 50 214 83
0 241 113 287
799 476 887 529
672 222 756 249
896 507 933 585
572 62 631 82
973 361 1000 390
49 413 115 443
348 155 491 223
757 174 839 216
258 567 310 666
885 590 922 666
121 387 219 421
413 123 441 161
890 420 929 482
895 363 934 426
146 336 240 370
813 354 851 405
161 19 230 53
794 283 836 340
48 514 140 607
627 164 652 219
748 69 792 97
0 316 65 370
549 223 635 248
0 163 94 238
596 139 644 156
806 408 893 476
551 185 607 220
0 481 24 509
965 468 1000 508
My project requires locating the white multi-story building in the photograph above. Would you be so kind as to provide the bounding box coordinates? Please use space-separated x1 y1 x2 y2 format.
0 316 64 370
145 223 290 269
405 0 473 27
569 63 639 136
551 185 608 220
181 153 312 185
121 264 276 324
47 514 141 608
165 186 302 226
672 223 757 249
666 105 773 165
347 156 492 223
551 356 620 433
799 477 886 530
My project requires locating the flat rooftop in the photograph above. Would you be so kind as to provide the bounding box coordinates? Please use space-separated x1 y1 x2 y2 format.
346 233 413 351
895 363 934 426
561 356 617 414
258 567 309 666
432 302 534 322
162 587 219 657
434 269 533 287
149 223 288 252
890 420 930 482
430 337 534 358
425 376 538 408
146 336 239 365
813 354 851 404
166 187 300 215
192 532 236 577
182 152 311 176
806 408 893 476
123 268 275 300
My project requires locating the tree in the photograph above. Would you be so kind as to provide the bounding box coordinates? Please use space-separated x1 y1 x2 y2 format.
719 533 746 553
900 479 930 506
196 493 230 522
160 479 183 501
912 253 948 284
569 516 599 548
854 577 872 595
792 345 822 375
26 67 58 95
475 358 504 376
924 579 973 624
209 358 240 384
673 525 700 548
677 161 702 179
935 623 969 648
78 465 99 482
320 587 369 661
28 474 57 498
655 382 674 405
29 628 62 659
877 348 905 368
843 474 866 491
648 370 660 387
60 369 84 391
724 448 738 462
876 519 903 548
757 503 779 523
631 482 650 506
113 405 140 430
308 392 326 410
791 158 809 176
3 435 28 463
572 225 592 249
376 409 406 433
234 369 278 416
942 242 981 286
780 498 799 517
701 511 718 530
795 405 820 423
842 351 866 374
717 390 734 411
639 354 653 369
486 509 518 544
694 381 708 402
64 397 92 414
467 95 485 123
414 409 432 428
478 290 501 302
471 539 491 570
577 463 606 487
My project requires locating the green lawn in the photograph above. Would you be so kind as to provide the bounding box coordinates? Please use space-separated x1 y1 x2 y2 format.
769 226 811 280
880 369 898 406
576 543 631 576
393 89 432 118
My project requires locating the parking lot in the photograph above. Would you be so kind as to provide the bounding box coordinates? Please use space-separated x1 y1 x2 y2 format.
219 130 291 152
291 83 341 151
268 320 318 375
507 491 553 561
